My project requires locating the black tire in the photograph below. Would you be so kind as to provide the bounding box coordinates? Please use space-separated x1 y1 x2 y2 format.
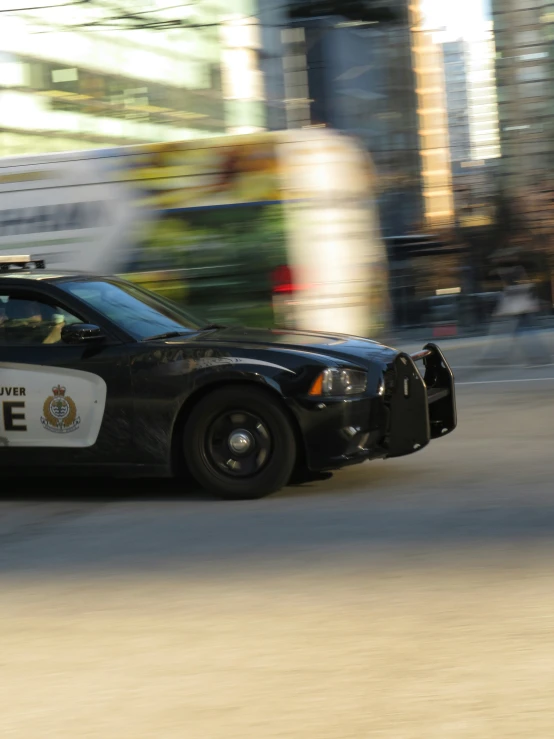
183 385 297 500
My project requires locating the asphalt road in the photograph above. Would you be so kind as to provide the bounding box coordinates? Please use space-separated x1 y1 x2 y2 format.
2 331 554 738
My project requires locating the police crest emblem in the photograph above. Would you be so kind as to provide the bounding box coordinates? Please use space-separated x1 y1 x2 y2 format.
41 385 81 434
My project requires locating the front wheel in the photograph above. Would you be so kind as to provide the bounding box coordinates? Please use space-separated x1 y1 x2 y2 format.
183 386 297 500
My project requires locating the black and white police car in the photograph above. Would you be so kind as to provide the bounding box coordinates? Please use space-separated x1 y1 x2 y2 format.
0 256 456 499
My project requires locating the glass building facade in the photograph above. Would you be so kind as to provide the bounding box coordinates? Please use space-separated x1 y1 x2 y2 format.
493 0 554 193
282 12 424 236
0 0 285 157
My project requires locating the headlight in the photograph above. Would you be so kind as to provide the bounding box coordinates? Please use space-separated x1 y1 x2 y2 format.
309 368 367 397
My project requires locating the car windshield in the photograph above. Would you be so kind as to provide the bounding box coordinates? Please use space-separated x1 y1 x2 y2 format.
59 279 204 340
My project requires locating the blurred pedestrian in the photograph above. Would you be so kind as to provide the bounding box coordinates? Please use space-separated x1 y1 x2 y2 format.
482 266 550 365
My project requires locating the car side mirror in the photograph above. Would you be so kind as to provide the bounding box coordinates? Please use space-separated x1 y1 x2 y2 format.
61 323 105 345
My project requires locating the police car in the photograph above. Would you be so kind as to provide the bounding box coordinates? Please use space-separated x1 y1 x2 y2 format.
0 256 457 500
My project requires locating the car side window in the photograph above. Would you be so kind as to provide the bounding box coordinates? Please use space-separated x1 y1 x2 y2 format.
0 294 82 346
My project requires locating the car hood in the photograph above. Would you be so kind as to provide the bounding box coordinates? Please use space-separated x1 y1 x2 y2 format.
176 326 400 365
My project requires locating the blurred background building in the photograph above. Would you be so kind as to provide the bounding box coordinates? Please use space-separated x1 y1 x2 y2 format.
409 0 455 230
0 0 287 157
281 0 462 237
281 12 422 236
443 41 472 163
492 0 554 194
466 21 501 162
0 0 552 334
492 0 554 245
441 22 500 231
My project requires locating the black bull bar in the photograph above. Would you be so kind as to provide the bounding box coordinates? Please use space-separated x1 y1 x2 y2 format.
385 343 457 459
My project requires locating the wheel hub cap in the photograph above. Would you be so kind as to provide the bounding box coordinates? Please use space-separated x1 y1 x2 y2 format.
228 429 254 455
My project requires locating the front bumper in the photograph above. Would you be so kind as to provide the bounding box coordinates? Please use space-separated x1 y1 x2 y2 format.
291 342 457 471
383 343 457 458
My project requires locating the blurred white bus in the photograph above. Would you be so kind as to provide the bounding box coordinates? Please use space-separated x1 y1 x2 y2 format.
0 129 388 337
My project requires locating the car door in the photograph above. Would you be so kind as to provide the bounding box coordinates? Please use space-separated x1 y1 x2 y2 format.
0 283 136 470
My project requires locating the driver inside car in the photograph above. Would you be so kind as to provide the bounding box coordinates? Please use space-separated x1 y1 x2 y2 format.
4 299 65 344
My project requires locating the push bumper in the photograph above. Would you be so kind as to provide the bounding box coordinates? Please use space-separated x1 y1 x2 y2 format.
383 342 457 458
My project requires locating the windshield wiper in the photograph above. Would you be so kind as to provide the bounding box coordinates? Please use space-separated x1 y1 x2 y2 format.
143 325 227 341
199 323 228 331
143 331 190 341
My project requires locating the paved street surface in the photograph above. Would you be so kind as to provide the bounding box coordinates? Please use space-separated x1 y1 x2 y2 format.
2 331 554 738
